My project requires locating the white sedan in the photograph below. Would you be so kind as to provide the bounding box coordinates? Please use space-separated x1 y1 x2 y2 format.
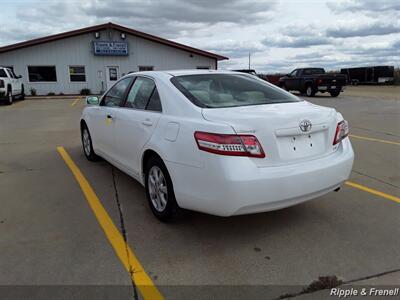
81 70 354 221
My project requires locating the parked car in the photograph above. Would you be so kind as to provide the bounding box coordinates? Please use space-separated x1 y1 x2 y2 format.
279 68 347 97
81 70 354 221
0 67 25 105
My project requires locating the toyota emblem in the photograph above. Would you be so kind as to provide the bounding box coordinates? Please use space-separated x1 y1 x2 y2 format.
299 120 312 132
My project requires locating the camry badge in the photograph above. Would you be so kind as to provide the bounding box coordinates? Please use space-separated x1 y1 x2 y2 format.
299 120 312 132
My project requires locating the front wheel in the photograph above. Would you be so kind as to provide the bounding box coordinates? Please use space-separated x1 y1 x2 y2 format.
145 156 181 222
81 125 100 161
330 91 340 97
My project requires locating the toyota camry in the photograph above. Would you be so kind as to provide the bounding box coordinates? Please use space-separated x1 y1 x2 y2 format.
81 70 354 221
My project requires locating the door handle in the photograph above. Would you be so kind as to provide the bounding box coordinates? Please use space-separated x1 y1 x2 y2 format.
106 114 113 119
142 120 153 126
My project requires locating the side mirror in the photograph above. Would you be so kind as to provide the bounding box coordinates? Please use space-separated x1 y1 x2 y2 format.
86 96 99 105
285 74 291 77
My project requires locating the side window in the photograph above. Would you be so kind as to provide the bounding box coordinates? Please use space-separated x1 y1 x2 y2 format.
125 77 155 109
102 77 133 107
290 69 297 77
146 89 162 112
6 69 15 78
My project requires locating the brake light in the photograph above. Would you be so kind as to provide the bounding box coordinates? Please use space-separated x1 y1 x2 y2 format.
0 79 4 88
316 79 322 85
333 120 349 145
194 131 265 158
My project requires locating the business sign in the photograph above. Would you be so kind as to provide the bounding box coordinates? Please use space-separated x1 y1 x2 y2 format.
93 41 129 56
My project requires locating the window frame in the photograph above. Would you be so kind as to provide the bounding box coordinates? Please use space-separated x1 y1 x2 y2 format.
27 65 57 83
68 65 87 83
121 75 162 113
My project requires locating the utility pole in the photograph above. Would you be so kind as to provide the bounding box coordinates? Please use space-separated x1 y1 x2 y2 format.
248 52 251 70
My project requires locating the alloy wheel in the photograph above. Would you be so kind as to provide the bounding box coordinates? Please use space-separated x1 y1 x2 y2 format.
148 166 168 212
82 128 91 156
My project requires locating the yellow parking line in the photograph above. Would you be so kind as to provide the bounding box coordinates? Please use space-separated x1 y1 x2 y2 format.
71 98 80 106
349 134 400 146
57 147 164 300
346 181 400 204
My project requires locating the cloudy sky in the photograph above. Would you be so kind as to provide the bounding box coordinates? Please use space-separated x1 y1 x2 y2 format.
1 0 399 73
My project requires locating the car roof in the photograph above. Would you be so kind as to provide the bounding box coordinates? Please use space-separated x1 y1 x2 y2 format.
131 69 243 77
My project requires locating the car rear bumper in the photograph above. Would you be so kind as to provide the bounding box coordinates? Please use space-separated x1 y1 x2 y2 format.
167 138 354 216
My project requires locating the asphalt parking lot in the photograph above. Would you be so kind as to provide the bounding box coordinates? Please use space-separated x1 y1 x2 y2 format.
0 87 399 300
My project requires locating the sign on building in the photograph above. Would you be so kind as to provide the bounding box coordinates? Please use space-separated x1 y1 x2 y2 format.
93 41 129 56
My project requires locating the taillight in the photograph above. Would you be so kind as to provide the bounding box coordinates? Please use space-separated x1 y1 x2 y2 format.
333 120 349 145
194 131 265 158
0 80 4 88
316 79 322 85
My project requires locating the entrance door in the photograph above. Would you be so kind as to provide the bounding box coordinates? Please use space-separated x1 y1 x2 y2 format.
106 66 119 89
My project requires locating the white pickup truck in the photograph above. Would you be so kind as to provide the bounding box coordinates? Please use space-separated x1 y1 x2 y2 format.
0 67 25 105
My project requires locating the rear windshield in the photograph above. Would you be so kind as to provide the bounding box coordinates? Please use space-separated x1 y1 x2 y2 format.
171 74 300 108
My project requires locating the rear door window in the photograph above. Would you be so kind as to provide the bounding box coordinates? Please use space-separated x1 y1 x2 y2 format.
125 77 156 110
0 69 7 78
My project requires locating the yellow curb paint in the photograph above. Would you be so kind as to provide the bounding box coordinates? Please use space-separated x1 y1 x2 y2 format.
349 134 400 146
57 146 164 300
71 98 80 106
346 181 400 204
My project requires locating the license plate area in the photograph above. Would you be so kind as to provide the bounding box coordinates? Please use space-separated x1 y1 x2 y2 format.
331 85 336 89
277 132 326 160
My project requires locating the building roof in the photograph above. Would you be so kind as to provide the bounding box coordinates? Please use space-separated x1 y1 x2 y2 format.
0 22 228 61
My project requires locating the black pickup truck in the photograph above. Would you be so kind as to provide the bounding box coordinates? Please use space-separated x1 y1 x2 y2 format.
279 68 346 97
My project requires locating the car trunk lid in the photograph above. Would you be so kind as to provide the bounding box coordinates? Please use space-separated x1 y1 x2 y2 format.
202 101 338 167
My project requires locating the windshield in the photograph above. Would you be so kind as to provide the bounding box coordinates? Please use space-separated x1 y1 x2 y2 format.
171 74 300 108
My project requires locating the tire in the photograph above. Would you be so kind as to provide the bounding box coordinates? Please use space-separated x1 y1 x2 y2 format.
305 85 316 97
5 88 13 105
279 83 288 91
81 124 100 161
20 85 25 100
145 155 181 222
330 91 340 97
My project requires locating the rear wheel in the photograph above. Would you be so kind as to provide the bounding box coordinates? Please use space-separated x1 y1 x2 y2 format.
81 124 100 161
20 85 25 100
330 90 340 97
6 89 13 105
305 85 315 97
145 155 181 222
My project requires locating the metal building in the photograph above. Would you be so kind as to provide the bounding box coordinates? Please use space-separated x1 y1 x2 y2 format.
0 23 227 95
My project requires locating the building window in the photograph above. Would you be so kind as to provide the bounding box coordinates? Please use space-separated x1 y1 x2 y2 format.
69 66 86 82
138 66 154 71
197 66 210 70
28 66 57 82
